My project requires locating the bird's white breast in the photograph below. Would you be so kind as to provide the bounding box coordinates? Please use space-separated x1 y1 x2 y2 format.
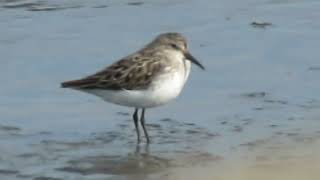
147 59 191 107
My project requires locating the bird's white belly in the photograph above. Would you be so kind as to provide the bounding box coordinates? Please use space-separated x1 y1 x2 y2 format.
84 61 191 108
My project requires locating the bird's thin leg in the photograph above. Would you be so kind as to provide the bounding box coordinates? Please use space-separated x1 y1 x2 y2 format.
133 108 140 143
140 108 150 143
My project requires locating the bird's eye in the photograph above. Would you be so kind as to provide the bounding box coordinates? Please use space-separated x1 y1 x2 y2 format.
170 43 179 50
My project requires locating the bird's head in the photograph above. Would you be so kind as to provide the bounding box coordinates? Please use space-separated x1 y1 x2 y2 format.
152 32 205 70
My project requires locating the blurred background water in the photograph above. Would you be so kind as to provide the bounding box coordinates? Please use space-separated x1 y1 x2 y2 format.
0 0 320 179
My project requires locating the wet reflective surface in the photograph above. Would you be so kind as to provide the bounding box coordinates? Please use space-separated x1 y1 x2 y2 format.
1 0 320 179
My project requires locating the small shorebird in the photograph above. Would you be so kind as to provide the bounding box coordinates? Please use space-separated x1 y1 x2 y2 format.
61 32 205 143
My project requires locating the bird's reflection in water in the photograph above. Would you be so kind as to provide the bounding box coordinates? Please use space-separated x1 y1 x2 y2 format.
58 143 170 176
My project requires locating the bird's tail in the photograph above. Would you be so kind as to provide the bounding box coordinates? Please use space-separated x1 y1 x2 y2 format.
61 78 95 88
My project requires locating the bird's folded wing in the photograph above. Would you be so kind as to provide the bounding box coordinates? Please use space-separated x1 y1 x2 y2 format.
61 55 165 90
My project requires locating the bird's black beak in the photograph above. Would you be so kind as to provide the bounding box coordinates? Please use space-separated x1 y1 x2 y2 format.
184 51 205 70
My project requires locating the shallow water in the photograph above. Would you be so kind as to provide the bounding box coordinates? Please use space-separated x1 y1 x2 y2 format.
1 0 320 179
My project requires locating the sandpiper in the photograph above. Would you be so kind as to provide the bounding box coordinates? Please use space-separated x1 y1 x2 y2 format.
61 32 205 143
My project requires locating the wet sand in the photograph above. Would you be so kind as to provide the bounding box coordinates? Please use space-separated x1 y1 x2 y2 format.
161 137 320 180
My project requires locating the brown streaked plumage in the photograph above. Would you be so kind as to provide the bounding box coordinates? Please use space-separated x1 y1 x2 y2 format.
61 32 205 143
61 52 166 90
